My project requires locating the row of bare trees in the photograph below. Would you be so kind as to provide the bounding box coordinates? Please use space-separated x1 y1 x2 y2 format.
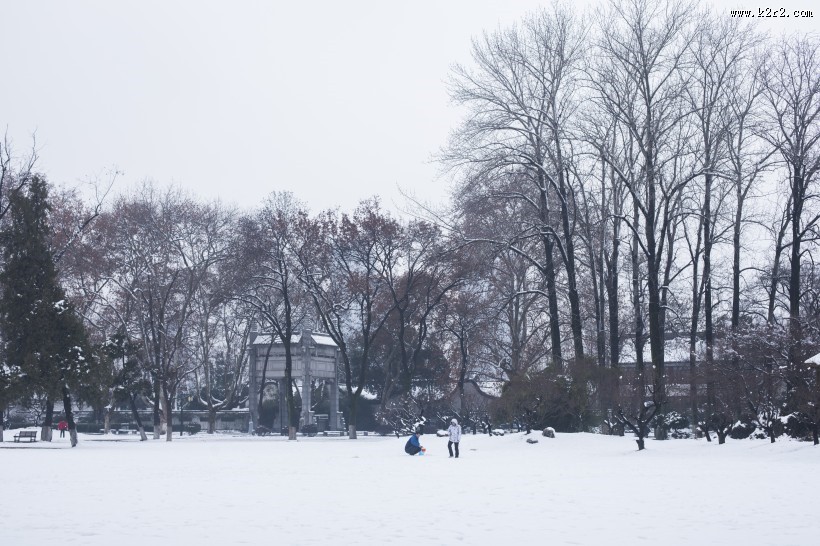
442 0 820 447
1 172 488 442
2 0 818 449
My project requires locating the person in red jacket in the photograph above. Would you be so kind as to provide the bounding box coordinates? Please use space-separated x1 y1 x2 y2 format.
58 420 68 438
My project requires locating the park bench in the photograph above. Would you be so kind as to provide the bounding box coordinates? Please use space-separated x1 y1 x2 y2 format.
14 431 37 443
254 426 272 436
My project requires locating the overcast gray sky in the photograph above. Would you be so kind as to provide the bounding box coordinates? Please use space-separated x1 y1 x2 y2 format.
1 0 817 213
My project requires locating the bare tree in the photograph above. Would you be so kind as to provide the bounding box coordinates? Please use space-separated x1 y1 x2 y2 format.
0 133 36 223
589 0 698 431
109 185 226 441
380 220 462 401
297 199 399 439
725 52 774 332
236 192 310 440
762 36 820 369
447 3 588 363
190 209 250 434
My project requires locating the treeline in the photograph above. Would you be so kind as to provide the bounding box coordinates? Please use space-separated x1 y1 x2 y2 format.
443 0 820 448
1 0 819 448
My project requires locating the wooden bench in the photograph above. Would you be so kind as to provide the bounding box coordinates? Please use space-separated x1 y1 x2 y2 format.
14 431 37 443
253 426 272 436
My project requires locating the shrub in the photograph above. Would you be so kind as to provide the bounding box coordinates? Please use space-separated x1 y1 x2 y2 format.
730 421 756 440
491 359 610 433
85 423 106 433
374 424 394 436
301 424 318 436
663 412 689 431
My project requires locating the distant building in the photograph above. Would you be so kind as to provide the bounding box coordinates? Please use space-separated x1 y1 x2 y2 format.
618 336 701 412
446 379 498 414
248 329 343 431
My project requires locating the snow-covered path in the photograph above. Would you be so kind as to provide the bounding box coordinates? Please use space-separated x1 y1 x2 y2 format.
1 431 816 545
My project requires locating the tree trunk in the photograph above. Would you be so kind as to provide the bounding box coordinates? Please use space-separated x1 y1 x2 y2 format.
162 387 173 442
285 343 297 441
689 212 703 437
128 394 148 441
153 382 161 440
458 330 469 408
789 172 804 370
647 262 666 436
607 258 621 370
104 406 111 435
208 406 216 434
61 386 78 448
731 181 744 386
607 152 622 371
590 238 606 367
557 167 584 361
348 395 358 439
703 172 716 437
42 398 54 442
632 200 646 403
768 203 790 324
645 131 667 439
540 184 563 364
732 184 743 330
544 239 563 364
276 322 299 441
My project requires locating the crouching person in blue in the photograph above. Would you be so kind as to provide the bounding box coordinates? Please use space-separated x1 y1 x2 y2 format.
404 430 424 455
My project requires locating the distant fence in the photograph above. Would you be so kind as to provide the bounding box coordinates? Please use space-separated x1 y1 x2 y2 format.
6 408 250 432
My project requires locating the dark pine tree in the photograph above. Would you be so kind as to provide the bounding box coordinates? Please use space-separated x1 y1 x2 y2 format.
0 176 92 447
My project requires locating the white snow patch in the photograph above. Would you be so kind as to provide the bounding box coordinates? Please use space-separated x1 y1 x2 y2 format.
0 432 817 545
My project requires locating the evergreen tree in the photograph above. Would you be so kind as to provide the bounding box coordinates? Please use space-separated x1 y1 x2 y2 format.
0 354 23 442
0 176 92 446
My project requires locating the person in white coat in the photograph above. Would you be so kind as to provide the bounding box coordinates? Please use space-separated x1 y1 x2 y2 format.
447 418 462 458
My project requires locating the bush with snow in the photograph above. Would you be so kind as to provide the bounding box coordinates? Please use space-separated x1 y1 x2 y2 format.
542 427 556 438
730 421 756 440
663 412 689 431
374 424 394 436
301 424 318 437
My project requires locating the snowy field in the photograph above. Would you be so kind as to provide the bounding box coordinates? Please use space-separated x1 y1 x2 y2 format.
1 430 817 545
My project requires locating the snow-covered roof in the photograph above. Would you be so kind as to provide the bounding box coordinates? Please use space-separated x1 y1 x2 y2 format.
251 331 338 348
805 352 820 365
310 333 338 348
445 379 501 401
620 337 702 366
251 333 300 346
468 379 502 398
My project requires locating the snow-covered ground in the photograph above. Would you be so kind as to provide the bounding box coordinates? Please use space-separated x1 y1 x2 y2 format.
1 430 817 545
